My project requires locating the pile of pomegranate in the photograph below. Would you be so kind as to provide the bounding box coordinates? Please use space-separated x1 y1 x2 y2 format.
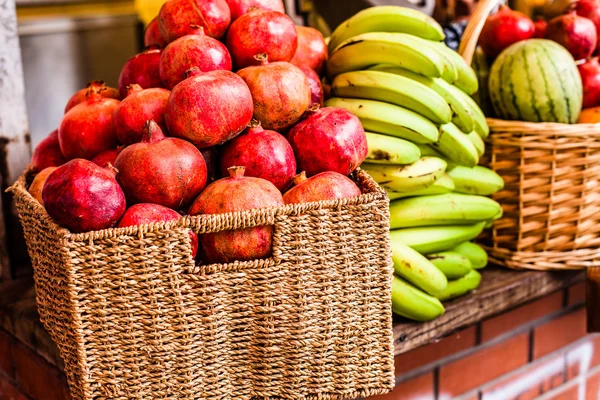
28 0 368 264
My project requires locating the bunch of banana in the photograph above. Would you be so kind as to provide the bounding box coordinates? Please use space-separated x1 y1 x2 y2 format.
326 5 506 323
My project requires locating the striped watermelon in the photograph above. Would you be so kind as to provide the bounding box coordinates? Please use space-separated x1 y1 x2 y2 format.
488 39 582 124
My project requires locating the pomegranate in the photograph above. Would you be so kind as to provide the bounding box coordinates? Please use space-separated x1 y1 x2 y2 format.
42 159 126 233
91 148 121 168
114 120 207 209
165 67 253 148
237 55 311 131
59 87 120 160
579 57 600 108
479 5 535 58
118 47 162 98
64 81 120 113
290 26 328 75
283 171 361 204
158 0 231 42
159 26 232 89
288 106 368 177
534 18 548 38
28 167 58 205
144 17 167 48
114 84 170 144
226 0 285 21
118 203 199 258
189 166 283 263
545 12 597 60
30 129 68 171
296 64 323 105
575 0 600 51
220 120 296 191
200 147 220 182
226 9 297 68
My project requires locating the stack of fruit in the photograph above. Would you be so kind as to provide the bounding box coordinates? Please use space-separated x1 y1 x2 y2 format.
325 6 504 321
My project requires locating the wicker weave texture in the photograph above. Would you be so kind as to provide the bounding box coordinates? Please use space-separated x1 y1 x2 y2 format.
10 169 394 400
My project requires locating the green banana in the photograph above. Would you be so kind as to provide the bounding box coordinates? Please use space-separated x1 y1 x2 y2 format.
451 241 488 269
447 165 504 195
331 70 452 124
454 87 490 138
432 123 479 167
420 40 458 84
327 32 447 79
325 97 439 143
362 157 447 193
328 6 445 53
365 132 421 165
390 222 487 254
369 65 475 133
467 130 485 157
429 41 479 94
435 270 482 301
389 193 502 228
391 239 448 294
426 251 473 279
386 173 455 200
392 276 445 321
416 144 443 158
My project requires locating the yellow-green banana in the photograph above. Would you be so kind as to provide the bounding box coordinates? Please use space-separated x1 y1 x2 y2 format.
390 222 486 254
386 173 454 200
435 270 482 301
362 157 447 193
453 87 490 138
389 193 502 228
432 123 479 167
325 97 439 143
331 70 452 124
451 241 488 269
427 251 473 279
391 239 447 294
467 130 485 157
365 132 421 164
429 41 479 95
392 276 445 321
447 165 504 195
420 39 458 84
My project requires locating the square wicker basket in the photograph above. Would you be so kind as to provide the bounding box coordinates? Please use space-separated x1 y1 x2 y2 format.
8 168 394 400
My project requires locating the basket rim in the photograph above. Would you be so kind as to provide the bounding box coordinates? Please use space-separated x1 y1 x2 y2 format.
486 118 600 133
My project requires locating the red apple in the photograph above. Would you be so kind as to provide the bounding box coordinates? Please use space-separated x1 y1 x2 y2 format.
545 12 597 60
579 57 600 108
290 26 328 75
479 5 535 59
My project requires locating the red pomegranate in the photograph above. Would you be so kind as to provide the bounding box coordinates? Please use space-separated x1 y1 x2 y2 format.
165 67 253 148
144 17 167 48
118 47 163 98
64 81 120 113
114 120 207 209
283 171 361 204
290 26 328 75
59 87 120 160
159 26 232 89
200 147 220 182
579 57 600 108
575 0 600 51
288 106 368 177
545 12 597 60
28 167 58 205
237 55 311 131
114 84 170 144
297 64 323 105
226 0 284 21
91 148 121 168
158 0 231 42
31 129 68 171
534 18 548 38
220 120 296 191
118 203 199 258
479 6 535 58
226 9 297 68
188 166 284 263
42 159 126 233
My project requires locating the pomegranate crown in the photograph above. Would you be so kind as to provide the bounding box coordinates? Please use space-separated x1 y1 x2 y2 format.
227 166 246 179
253 53 269 66
292 171 307 186
142 120 166 143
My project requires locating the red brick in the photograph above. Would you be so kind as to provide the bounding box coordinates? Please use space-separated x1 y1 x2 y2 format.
368 373 434 400
568 282 586 306
439 333 529 398
566 334 600 379
586 368 600 400
394 326 477 375
545 380 580 400
481 292 563 342
533 308 587 359
0 376 28 400
0 330 14 378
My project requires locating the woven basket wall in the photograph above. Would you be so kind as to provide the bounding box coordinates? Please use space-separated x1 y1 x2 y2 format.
9 168 395 400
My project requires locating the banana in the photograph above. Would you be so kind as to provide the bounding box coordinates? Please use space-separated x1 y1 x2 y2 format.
426 251 473 279
328 6 445 53
435 270 482 301
447 165 504 195
365 132 421 164
392 276 445 322
331 70 452 124
327 32 447 79
390 222 487 254
389 193 502 228
369 65 475 133
451 241 488 269
453 87 490 139
391 239 448 294
362 157 447 193
420 40 458 84
429 41 479 95
416 144 443 158
325 97 439 143
386 173 455 200
467 130 485 157
431 123 479 167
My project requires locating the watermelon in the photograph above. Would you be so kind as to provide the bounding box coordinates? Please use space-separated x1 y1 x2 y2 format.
488 39 582 124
